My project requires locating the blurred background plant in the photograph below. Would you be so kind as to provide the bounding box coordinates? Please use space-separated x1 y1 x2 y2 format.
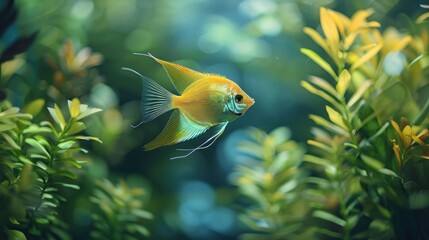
1 0 429 239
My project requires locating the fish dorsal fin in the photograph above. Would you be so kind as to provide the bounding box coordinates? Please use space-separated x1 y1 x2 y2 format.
144 110 209 151
135 53 205 94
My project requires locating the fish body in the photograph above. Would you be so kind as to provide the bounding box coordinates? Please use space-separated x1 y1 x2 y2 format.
124 53 254 156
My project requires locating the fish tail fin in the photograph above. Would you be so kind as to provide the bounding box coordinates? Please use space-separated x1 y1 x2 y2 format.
122 67 174 124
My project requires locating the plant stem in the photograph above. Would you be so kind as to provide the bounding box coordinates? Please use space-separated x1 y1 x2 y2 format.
413 96 429 125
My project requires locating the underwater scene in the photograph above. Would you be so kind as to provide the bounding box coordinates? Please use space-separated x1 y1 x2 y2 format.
1 0 429 239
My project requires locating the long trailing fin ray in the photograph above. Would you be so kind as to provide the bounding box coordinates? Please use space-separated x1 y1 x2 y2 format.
122 67 174 124
171 122 228 160
134 52 205 94
143 110 209 151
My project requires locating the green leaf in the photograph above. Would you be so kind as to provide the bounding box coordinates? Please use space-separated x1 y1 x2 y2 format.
52 170 78 180
6 230 27 240
347 80 371 108
67 122 86 135
56 183 80 190
133 209 154 219
309 76 338 98
76 107 102 120
303 154 331 167
23 99 45 116
310 114 349 136
48 104 66 130
302 81 342 110
58 141 76 150
35 218 50 224
25 138 50 158
313 210 346 227
350 44 382 71
326 106 347 129
74 136 103 143
68 98 81 118
0 123 17 132
336 69 351 96
2 133 21 150
301 48 337 80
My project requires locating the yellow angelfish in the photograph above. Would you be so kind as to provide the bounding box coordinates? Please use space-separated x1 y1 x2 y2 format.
123 53 254 159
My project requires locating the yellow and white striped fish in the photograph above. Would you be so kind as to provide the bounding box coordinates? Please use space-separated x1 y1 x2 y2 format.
123 53 254 159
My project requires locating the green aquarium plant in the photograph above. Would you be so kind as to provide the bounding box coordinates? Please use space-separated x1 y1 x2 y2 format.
0 98 102 239
233 6 429 240
90 179 153 240
300 7 429 240
230 127 308 239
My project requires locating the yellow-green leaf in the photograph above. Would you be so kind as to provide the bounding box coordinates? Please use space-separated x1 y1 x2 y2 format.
69 98 81 118
347 80 371 108
48 104 66 130
303 27 329 54
336 69 351 96
301 48 337 80
23 99 45 116
310 114 349 136
350 44 382 71
326 106 347 129
301 81 342 110
309 76 338 97
320 7 339 47
417 12 429 23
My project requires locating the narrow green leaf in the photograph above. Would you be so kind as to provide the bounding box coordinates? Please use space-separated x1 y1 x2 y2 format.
58 141 76 150
133 209 154 219
56 183 80 190
309 76 338 98
23 99 45 116
313 210 346 227
0 107 20 118
52 170 78 179
336 69 351 96
68 122 86 135
303 155 331 167
69 98 81 118
2 133 21 150
76 107 102 120
0 123 17 132
326 106 347 129
301 48 337 80
302 81 342 110
310 115 349 136
48 106 65 130
347 80 372 108
74 136 103 143
25 138 50 158
350 44 382 71
361 154 384 170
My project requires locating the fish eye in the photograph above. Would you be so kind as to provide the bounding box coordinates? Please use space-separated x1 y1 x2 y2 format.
235 94 243 103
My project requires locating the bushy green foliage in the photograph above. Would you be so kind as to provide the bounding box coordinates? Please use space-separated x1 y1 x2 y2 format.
90 179 153 240
233 7 429 240
230 127 308 239
0 98 101 239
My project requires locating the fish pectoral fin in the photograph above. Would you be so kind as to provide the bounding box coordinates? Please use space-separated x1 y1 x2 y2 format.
171 122 228 160
143 110 209 151
137 53 205 94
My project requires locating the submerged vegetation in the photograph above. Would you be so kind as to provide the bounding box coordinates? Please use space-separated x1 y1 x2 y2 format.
233 6 429 240
1 0 429 239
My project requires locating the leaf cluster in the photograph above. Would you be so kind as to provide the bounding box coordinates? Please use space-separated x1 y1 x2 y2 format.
0 98 101 239
300 7 429 240
230 127 308 240
90 179 153 240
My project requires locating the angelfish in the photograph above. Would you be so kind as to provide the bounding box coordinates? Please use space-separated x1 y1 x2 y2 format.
123 53 255 159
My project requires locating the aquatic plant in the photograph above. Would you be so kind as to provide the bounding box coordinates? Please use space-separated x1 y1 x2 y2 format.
233 6 429 240
0 98 101 239
230 127 308 239
90 179 153 240
300 7 429 239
